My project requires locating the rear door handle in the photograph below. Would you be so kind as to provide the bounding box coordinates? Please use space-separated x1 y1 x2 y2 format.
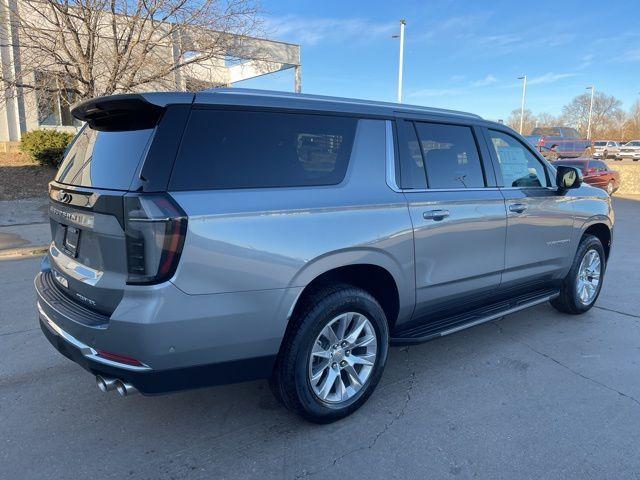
508 203 527 213
423 209 450 221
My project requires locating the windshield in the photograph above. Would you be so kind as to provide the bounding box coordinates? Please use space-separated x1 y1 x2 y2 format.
55 126 154 190
594 141 606 146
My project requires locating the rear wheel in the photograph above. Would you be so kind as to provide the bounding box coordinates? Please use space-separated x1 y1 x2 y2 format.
551 235 605 314
270 284 389 423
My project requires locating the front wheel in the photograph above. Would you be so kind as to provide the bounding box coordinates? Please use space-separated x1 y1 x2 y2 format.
270 284 389 423
551 235 605 314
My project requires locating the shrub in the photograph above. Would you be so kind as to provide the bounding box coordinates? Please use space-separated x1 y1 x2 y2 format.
20 129 75 166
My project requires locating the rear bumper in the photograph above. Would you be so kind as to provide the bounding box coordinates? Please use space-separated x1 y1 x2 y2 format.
35 265 296 394
38 309 275 394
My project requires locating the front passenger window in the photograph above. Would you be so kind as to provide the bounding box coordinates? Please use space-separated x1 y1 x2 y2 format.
488 130 549 188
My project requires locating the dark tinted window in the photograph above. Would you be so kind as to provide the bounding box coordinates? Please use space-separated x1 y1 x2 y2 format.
170 110 357 190
591 160 608 171
397 120 427 189
56 126 154 190
488 130 549 187
414 122 485 189
562 128 580 138
531 127 561 136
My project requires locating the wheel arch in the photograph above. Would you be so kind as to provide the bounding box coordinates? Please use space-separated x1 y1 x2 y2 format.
281 249 413 348
580 218 612 260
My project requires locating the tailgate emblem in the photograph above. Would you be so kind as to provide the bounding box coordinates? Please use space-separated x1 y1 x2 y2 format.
57 190 72 203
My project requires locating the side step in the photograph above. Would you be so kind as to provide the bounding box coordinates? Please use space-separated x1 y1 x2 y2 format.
391 288 559 345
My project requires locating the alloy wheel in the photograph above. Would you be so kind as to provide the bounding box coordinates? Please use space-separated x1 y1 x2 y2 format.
576 249 601 305
308 312 377 404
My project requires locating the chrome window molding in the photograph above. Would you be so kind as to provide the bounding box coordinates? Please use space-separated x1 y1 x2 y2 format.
384 120 558 195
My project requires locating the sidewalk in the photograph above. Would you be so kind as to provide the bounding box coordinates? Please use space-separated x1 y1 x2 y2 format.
0 197 50 259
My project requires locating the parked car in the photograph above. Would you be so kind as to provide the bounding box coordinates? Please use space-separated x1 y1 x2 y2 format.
525 126 592 158
617 140 640 160
35 90 614 423
593 140 620 159
553 158 620 195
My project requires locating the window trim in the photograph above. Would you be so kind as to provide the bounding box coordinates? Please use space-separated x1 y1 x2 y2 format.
482 127 554 190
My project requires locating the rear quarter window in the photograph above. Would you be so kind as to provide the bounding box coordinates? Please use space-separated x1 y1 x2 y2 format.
169 110 358 190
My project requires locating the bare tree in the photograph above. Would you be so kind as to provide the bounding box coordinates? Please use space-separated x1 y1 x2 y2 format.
0 0 265 113
506 108 536 135
623 100 640 141
535 112 558 127
561 91 623 138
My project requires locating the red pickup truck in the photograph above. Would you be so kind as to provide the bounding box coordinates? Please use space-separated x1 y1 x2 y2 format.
525 127 592 158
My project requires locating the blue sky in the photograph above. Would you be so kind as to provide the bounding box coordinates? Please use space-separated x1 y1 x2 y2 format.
236 0 640 120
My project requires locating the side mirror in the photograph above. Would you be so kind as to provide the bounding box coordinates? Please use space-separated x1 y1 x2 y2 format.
556 165 582 191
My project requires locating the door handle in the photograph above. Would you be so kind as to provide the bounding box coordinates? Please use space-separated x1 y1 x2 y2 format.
423 209 450 221
508 203 527 213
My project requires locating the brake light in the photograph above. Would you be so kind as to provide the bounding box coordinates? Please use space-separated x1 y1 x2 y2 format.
124 194 187 285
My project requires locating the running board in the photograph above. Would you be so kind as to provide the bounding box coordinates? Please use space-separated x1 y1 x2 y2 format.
391 289 560 345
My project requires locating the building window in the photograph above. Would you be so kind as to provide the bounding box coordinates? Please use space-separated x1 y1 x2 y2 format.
35 72 80 127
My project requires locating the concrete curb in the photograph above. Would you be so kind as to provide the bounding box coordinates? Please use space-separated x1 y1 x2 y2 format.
0 245 47 261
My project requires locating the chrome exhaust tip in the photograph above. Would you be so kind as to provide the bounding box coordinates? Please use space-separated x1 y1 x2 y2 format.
96 375 117 392
115 380 137 397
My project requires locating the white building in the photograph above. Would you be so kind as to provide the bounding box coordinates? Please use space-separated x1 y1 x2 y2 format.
0 0 301 146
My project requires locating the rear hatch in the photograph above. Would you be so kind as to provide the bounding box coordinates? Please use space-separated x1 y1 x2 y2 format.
47 94 192 317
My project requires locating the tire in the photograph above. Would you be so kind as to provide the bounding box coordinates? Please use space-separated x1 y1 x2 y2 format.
606 181 614 195
551 235 606 314
270 284 389 423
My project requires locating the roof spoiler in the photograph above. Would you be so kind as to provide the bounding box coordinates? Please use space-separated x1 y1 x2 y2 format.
71 94 165 131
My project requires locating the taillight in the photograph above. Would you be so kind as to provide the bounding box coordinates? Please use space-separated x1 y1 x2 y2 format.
124 194 187 285
539 137 546 146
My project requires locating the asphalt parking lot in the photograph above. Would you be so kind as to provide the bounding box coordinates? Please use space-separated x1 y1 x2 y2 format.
1 197 640 480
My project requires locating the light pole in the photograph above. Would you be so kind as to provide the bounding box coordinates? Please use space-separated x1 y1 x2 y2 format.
393 19 406 103
518 75 527 134
586 86 595 140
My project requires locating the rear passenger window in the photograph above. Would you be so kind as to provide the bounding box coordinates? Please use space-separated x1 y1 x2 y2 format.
488 130 549 188
170 110 357 190
414 122 485 189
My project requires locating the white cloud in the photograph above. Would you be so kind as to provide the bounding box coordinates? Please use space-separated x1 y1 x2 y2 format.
409 74 498 99
472 74 497 87
264 15 396 46
527 72 576 85
620 48 640 62
408 87 464 98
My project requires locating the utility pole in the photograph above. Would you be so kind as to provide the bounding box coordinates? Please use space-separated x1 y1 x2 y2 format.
586 85 595 139
518 75 527 134
394 19 406 103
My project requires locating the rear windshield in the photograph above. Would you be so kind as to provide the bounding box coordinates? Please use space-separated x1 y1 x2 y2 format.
531 127 561 136
594 141 606 146
170 110 358 190
55 126 154 190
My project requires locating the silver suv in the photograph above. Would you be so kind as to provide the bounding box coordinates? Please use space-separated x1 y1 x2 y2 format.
36 90 614 422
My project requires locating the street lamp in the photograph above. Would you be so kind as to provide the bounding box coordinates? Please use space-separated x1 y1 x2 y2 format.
392 19 406 103
586 86 595 140
517 75 527 134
